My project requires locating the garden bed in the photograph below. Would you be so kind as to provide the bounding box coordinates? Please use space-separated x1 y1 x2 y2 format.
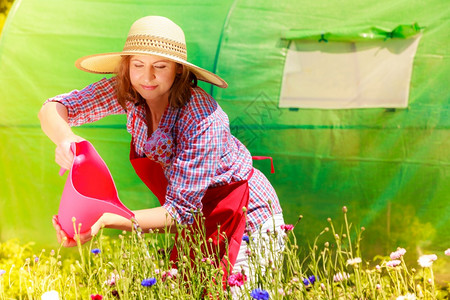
1 207 448 299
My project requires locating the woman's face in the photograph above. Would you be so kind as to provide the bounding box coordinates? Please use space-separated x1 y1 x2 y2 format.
129 55 179 103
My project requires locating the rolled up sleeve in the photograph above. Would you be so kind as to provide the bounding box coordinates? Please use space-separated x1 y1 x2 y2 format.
44 77 125 126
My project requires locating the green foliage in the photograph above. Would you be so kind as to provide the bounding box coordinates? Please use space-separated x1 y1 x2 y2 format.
0 0 14 14
0 0 14 33
0 208 448 299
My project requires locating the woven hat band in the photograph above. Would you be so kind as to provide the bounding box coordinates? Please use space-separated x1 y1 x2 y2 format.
123 35 187 60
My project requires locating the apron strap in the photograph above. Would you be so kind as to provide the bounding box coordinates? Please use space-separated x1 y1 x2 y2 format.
252 156 275 173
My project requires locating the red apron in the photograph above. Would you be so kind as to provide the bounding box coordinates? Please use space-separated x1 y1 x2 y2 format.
129 146 252 280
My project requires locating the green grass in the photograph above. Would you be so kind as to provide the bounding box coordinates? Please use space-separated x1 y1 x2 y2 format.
0 206 448 299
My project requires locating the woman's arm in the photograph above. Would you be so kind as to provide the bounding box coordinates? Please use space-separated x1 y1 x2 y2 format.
38 78 125 169
53 206 176 247
38 102 85 170
95 206 176 234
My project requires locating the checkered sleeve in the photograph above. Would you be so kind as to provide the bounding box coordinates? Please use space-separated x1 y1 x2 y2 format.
44 77 125 126
163 93 224 225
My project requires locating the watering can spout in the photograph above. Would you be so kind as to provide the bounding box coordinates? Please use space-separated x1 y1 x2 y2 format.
57 141 135 237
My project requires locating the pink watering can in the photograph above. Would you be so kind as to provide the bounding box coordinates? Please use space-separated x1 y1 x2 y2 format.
58 141 134 237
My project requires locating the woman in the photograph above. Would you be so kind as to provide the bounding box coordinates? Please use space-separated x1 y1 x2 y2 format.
38 16 284 282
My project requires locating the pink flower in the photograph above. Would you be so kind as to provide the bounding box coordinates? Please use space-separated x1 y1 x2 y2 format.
333 272 350 282
445 249 450 256
386 260 401 267
161 268 178 281
418 254 437 268
291 277 299 283
390 248 407 260
281 224 294 231
228 272 247 287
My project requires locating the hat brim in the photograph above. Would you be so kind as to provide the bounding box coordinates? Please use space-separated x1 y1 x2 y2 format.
75 52 227 88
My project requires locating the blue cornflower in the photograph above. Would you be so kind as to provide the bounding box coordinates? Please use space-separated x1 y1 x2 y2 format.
91 248 101 255
242 235 250 243
0 269 6 276
302 278 310 286
303 275 318 286
250 288 270 300
141 277 157 287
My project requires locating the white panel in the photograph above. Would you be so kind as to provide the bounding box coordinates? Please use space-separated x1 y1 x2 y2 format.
279 35 422 109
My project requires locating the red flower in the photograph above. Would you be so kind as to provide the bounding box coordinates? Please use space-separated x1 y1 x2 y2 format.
90 294 103 300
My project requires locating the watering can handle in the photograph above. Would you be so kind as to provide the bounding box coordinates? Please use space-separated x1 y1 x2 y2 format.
58 142 77 176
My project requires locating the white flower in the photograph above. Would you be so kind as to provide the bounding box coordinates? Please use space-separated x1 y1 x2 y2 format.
386 260 401 267
396 293 416 300
390 248 407 260
346 257 362 266
41 290 60 300
104 272 120 286
445 248 450 256
416 284 424 297
169 268 178 276
417 254 437 268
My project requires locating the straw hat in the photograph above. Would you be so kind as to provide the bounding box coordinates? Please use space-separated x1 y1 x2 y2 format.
75 16 227 88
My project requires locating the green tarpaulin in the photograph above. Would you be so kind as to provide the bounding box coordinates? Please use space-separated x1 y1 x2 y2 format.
0 0 448 268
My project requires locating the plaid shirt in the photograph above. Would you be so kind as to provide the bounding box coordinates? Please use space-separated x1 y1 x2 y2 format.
46 77 282 232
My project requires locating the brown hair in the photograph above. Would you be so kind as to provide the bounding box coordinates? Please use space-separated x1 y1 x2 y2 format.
115 56 197 110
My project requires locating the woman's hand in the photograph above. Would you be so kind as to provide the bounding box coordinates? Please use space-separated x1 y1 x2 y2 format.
38 102 85 170
55 136 85 170
52 215 101 247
